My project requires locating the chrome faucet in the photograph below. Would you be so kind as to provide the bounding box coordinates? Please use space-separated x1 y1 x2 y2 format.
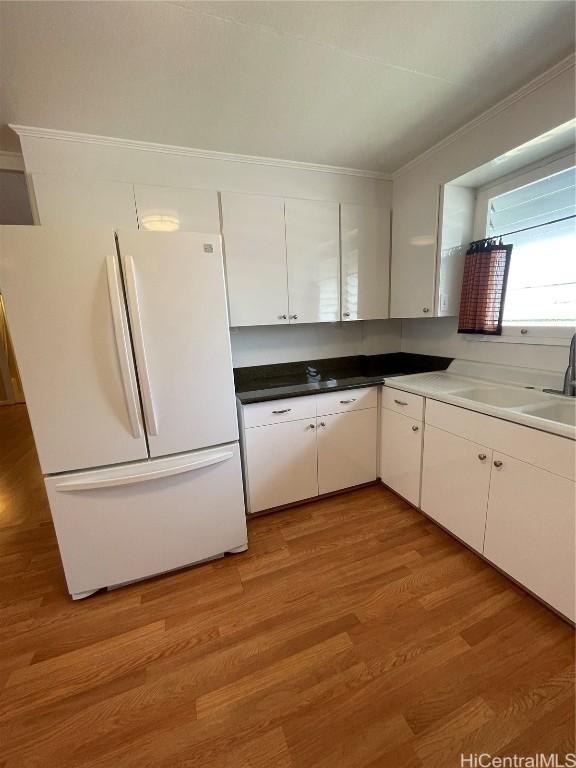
544 333 576 397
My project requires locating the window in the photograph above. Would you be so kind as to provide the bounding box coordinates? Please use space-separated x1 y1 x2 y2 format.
485 165 576 328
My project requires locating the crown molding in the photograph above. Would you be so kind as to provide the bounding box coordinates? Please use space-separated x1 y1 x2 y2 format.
392 53 576 179
0 151 24 171
9 124 392 181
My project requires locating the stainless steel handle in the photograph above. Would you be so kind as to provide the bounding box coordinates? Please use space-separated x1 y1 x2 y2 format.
278 314 287 320
478 453 487 461
123 252 159 436
422 307 430 313
105 253 143 440
343 312 350 318
394 399 408 406
412 425 419 432
340 398 357 404
272 408 291 414
494 460 503 468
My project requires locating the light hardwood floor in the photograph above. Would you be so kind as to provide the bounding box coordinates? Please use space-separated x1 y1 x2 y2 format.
0 404 574 767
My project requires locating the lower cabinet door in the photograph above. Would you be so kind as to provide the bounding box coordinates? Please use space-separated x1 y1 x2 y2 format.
484 453 576 621
317 409 377 495
244 419 318 513
379 408 422 506
421 425 492 553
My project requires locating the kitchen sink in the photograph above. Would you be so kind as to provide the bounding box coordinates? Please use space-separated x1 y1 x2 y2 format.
451 386 548 409
522 400 576 428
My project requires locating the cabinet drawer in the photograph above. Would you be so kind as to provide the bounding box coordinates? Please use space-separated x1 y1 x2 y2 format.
425 399 575 481
381 386 424 420
243 395 317 428
317 386 377 416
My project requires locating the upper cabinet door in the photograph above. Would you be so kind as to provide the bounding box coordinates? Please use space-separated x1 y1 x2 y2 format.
285 198 340 324
134 185 220 233
390 177 440 318
117 231 238 458
0 227 148 474
221 192 289 327
31 173 138 229
341 204 390 321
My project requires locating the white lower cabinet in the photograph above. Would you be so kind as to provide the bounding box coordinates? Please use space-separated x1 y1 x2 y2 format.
484 453 576 622
241 388 378 513
421 425 492 553
244 419 318 513
379 407 422 507
318 410 377 495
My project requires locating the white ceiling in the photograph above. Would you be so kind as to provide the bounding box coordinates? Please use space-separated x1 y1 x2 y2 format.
1 1 574 172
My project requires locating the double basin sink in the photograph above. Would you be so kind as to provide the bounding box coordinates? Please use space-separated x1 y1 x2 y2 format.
447 385 575 428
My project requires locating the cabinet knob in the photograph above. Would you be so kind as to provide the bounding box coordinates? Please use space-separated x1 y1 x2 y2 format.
343 312 350 318
290 314 298 320
478 453 487 461
278 314 287 320
411 425 419 432
493 460 503 468
309 423 315 429
422 307 430 313
319 421 326 427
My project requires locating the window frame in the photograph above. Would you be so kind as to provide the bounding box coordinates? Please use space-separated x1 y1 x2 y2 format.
470 150 575 345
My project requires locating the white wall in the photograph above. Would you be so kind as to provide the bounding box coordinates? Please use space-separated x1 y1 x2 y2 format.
231 319 401 367
395 63 575 372
401 317 568 373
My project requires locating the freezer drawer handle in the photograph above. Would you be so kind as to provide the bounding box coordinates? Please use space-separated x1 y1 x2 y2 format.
123 251 159 436
105 254 143 440
54 450 234 492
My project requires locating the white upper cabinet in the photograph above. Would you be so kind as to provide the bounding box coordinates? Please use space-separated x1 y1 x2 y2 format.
390 176 439 318
31 173 138 229
340 204 390 321
285 198 340 324
390 174 475 318
221 192 289 327
134 185 220 233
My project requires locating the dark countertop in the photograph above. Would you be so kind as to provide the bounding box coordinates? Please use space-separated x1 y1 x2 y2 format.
234 353 452 404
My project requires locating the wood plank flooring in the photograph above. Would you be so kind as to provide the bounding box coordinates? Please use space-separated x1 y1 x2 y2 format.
0 403 574 767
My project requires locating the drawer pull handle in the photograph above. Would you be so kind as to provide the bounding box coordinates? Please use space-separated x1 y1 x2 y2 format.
411 425 419 432
340 398 357 404
272 408 291 414
478 453 487 461
493 460 503 468
394 399 408 406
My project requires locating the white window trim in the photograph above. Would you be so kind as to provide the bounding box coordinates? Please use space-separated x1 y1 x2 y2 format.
469 150 575 345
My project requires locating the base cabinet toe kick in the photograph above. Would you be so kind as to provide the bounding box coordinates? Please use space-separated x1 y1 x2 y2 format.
380 389 576 623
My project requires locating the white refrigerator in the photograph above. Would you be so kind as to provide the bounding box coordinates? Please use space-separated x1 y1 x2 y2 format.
0 226 248 599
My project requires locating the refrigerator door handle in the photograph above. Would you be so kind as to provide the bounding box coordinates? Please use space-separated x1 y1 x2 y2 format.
55 449 234 492
122 251 159 436
105 254 143 439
